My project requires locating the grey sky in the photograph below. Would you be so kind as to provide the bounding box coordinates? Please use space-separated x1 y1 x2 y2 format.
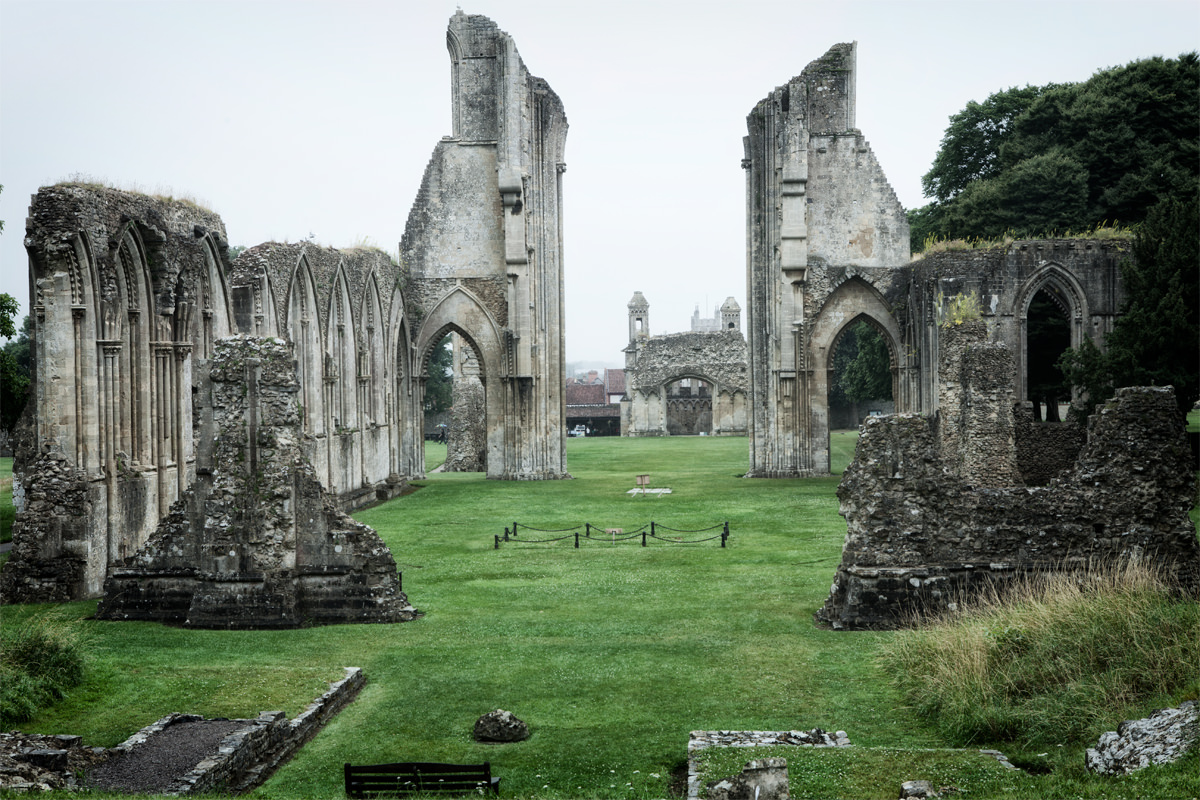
2 0 1196 365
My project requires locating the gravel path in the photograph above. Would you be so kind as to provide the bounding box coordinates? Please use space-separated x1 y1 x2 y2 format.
87 719 245 794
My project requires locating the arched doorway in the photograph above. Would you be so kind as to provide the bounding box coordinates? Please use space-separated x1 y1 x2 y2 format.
828 318 894 429
1025 288 1071 421
664 376 714 435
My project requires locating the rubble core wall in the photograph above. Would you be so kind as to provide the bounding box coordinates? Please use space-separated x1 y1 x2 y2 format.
95 336 418 628
816 323 1199 629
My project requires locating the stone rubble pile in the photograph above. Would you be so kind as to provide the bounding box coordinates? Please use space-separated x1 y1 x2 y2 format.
0 732 108 792
1085 701 1198 775
687 729 851 799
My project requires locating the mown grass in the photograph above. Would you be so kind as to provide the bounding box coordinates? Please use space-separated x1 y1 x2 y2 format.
1 432 1197 799
1 455 13 545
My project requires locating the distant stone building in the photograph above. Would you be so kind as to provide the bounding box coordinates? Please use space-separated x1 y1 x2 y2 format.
621 293 748 437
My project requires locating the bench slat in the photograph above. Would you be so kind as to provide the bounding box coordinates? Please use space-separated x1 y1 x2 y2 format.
345 762 499 797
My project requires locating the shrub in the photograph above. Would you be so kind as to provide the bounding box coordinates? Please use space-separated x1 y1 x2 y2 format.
0 613 87 727
878 560 1200 747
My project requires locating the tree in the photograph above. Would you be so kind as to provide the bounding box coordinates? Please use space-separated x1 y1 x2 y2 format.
1059 193 1199 418
921 84 1050 203
911 53 1199 251
830 321 893 408
423 334 454 414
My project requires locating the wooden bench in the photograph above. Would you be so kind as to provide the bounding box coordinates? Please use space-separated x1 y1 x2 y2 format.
345 762 499 797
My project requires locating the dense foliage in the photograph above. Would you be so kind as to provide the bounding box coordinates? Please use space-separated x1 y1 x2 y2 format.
829 320 893 409
1059 194 1200 417
423 334 454 414
911 52 1199 247
0 315 31 431
0 613 87 727
878 562 1200 748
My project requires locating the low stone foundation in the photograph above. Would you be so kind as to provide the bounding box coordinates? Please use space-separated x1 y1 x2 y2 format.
100 666 365 795
686 730 850 799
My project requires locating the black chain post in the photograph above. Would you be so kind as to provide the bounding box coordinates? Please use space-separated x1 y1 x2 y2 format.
494 535 500 549
574 532 579 548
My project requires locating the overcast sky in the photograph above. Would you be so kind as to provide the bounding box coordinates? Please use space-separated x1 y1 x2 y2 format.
2 0 1196 366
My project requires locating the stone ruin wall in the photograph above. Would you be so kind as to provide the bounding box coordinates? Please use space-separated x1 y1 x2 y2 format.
401 10 569 481
816 322 1200 630
1 185 232 601
1 11 570 608
0 187 420 606
902 238 1127 415
743 42 914 478
96 336 418 628
622 330 749 437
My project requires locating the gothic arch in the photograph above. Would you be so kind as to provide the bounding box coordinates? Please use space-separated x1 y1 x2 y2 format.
285 254 325 436
809 278 904 384
326 265 358 431
195 234 233 359
1013 263 1090 403
385 281 423 478
414 287 504 382
660 371 717 436
414 287 507 477
111 224 153 466
359 273 388 427
806 278 907 473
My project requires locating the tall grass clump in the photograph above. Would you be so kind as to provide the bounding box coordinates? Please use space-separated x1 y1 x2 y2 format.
878 560 1200 747
0 613 88 727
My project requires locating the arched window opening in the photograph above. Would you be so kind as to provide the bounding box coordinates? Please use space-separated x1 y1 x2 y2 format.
1027 288 1071 422
665 377 713 435
828 319 894 429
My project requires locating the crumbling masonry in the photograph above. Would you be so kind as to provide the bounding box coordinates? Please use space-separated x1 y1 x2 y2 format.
0 11 568 616
816 322 1200 630
743 43 1127 476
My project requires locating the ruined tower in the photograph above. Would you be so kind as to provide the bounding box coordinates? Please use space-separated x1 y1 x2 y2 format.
402 11 569 480
743 43 913 476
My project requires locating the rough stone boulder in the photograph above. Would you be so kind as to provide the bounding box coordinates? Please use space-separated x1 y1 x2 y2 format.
1085 701 1198 775
95 336 419 628
473 710 530 743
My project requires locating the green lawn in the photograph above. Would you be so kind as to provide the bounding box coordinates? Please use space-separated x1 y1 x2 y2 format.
1 433 1197 799
1 455 13 545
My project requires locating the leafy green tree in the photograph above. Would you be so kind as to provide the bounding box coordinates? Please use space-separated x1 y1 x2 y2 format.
911 53 1199 250
423 334 454 414
0 316 32 431
1059 194 1199 418
830 321 893 408
922 84 1050 203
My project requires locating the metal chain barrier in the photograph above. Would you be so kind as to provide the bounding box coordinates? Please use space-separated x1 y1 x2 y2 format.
495 522 730 549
